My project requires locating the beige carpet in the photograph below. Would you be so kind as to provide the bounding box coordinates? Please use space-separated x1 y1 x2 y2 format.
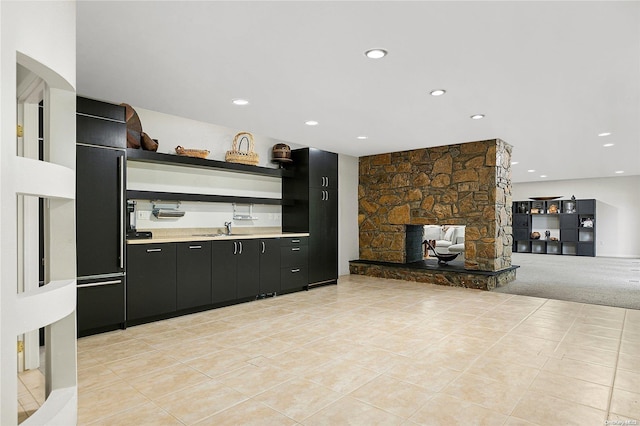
493 253 640 310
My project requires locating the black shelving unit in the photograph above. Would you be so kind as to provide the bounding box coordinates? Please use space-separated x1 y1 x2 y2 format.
126 148 292 178
512 198 596 257
126 190 287 205
126 149 291 206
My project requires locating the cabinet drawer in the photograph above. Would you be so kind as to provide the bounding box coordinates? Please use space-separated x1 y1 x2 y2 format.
281 236 308 246
281 266 308 291
77 278 124 336
280 245 308 267
77 114 126 148
77 97 126 122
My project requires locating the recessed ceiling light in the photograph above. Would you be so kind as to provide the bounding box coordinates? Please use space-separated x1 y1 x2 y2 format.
598 132 612 137
540 175 547 178
511 161 519 165
305 120 319 126
527 169 535 173
232 99 249 106
430 89 446 96
364 49 387 59
615 170 625 174
603 143 614 147
357 136 368 140
470 114 485 120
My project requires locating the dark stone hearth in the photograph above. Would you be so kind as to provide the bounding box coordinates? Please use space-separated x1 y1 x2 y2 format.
349 259 519 291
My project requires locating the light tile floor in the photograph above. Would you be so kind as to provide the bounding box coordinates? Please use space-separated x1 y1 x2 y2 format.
22 275 640 425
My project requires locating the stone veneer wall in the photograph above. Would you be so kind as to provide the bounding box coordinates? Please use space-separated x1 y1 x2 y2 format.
358 139 513 272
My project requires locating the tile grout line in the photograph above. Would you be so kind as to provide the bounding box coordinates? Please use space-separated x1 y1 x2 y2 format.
605 309 626 421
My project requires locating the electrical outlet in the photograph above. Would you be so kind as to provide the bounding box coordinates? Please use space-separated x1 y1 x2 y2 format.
137 211 146 220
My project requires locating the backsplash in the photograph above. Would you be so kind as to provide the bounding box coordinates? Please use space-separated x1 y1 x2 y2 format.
132 200 282 230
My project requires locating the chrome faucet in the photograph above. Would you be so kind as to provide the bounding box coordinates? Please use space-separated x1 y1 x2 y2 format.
224 221 232 235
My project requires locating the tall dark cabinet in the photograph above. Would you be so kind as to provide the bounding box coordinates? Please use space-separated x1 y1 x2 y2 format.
75 97 127 336
283 148 338 287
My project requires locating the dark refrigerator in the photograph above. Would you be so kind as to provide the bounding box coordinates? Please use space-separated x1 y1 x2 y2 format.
76 97 127 336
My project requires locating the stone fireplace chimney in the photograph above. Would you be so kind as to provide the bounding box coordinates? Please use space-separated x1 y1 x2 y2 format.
357 139 513 272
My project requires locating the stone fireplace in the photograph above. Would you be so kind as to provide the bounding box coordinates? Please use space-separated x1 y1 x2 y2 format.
350 139 517 290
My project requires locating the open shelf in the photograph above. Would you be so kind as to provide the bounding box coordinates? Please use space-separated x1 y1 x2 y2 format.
512 198 596 257
127 190 289 206
126 149 293 178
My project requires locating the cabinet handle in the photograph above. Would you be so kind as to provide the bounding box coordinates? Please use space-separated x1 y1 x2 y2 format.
261 241 265 253
291 239 300 243
146 248 162 253
291 268 300 273
325 176 329 187
118 154 124 269
321 176 326 187
325 190 329 201
291 247 300 251
77 280 122 288
233 241 237 255
239 241 243 254
189 245 202 249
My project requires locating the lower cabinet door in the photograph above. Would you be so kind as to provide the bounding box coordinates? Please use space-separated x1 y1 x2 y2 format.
259 239 281 295
77 278 124 336
127 243 177 321
236 239 260 299
211 240 237 303
177 241 212 310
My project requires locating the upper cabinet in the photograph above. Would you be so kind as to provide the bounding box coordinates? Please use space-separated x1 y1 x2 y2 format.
76 97 126 149
309 148 338 189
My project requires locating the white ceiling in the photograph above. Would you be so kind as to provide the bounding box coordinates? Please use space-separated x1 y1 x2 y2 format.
76 1 639 183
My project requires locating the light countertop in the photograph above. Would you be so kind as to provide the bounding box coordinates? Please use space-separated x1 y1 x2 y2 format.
127 227 309 244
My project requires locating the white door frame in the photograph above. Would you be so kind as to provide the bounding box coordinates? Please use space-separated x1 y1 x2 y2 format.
17 72 46 371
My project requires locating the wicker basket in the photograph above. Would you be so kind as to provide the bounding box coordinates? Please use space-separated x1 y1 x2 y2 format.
175 146 210 159
225 132 259 166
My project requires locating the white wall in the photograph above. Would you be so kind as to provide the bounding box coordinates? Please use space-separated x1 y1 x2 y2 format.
338 154 360 276
513 175 640 258
128 107 301 230
1 1 77 424
125 107 362 276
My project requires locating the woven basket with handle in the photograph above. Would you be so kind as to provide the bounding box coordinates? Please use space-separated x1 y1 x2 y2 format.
225 132 260 165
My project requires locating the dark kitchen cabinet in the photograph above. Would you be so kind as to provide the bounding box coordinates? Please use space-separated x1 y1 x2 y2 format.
283 148 338 287
211 240 237 303
76 97 127 336
76 145 125 278
280 237 309 292
309 187 338 285
259 238 281 296
236 239 260 299
127 243 177 322
177 241 212 310
211 239 260 302
76 97 127 149
77 277 125 337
